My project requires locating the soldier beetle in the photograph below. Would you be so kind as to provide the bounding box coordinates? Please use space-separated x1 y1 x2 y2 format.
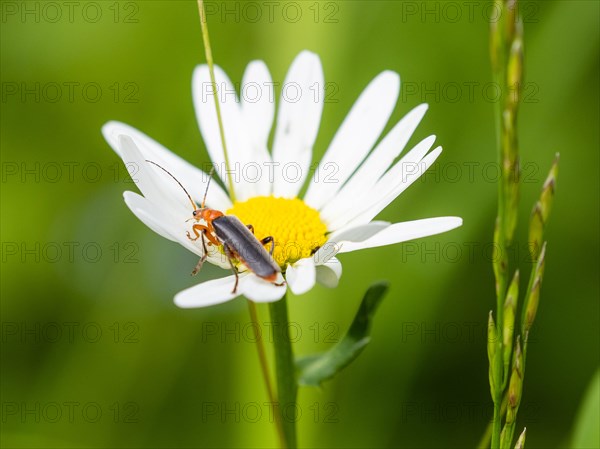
144 160 282 294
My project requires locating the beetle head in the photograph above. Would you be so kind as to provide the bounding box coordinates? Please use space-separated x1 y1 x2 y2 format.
191 208 205 221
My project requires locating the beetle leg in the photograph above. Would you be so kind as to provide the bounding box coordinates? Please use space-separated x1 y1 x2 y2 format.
191 254 207 276
200 231 208 253
191 232 209 276
244 224 275 255
260 236 275 256
186 224 207 241
223 244 240 294
246 225 275 256
187 224 220 246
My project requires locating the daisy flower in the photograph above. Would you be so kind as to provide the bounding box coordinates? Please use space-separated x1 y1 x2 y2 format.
102 50 462 308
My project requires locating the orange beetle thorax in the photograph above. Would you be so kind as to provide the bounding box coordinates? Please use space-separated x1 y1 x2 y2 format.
199 208 224 222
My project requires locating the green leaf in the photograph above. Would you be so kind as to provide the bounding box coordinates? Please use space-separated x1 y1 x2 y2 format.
571 369 600 448
296 281 389 387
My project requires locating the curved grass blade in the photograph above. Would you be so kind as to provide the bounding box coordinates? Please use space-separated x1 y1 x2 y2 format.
296 282 389 387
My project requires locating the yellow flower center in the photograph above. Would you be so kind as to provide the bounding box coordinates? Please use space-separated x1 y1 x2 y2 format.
227 196 328 268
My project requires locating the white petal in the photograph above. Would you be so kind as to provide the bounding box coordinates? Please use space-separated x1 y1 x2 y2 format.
102 121 231 211
117 136 240 267
286 258 316 295
174 275 243 308
312 221 389 264
193 65 257 201
123 191 208 258
241 61 275 146
319 104 428 223
117 139 229 261
240 60 275 196
304 71 400 210
272 51 324 198
327 220 390 244
338 217 463 253
315 257 342 288
117 135 190 216
241 275 287 303
123 191 178 243
334 145 443 230
327 136 436 230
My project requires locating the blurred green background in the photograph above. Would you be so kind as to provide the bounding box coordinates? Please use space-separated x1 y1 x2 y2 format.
1 1 598 448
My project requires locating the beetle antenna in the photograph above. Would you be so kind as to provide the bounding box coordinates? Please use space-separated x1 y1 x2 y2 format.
145 160 198 211
201 166 216 209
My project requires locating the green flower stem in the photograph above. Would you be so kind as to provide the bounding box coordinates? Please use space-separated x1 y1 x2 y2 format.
487 3 557 448
247 300 286 447
195 1 285 444
502 271 519 388
269 294 298 448
489 1 523 447
477 395 508 449
491 348 504 448
501 337 524 447
196 0 236 201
